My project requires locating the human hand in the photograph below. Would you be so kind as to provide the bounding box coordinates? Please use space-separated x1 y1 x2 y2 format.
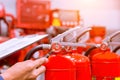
1 57 48 80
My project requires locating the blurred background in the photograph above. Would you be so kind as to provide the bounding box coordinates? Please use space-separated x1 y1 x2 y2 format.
0 0 120 46
0 0 119 47
0 1 120 79
0 0 120 29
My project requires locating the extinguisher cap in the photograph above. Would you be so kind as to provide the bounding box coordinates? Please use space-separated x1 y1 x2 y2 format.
71 53 90 63
92 51 120 63
45 55 76 69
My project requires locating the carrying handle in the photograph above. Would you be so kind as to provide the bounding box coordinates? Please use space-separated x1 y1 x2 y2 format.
100 31 120 50
102 31 120 44
24 44 51 60
76 28 91 42
51 27 91 43
109 31 120 42
51 27 81 42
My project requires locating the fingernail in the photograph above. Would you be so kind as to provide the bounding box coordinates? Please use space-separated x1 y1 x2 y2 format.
41 65 46 70
44 58 48 63
41 57 48 63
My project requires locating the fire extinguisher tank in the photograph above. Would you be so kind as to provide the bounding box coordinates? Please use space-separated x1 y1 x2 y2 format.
45 55 76 80
71 53 91 80
92 51 120 78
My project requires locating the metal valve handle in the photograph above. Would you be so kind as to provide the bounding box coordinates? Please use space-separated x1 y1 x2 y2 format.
109 31 120 42
100 31 120 50
50 27 92 52
51 27 91 43
51 27 81 42
103 31 120 43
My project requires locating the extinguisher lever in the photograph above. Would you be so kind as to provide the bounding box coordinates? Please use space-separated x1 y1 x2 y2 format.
109 31 120 42
103 31 120 43
50 27 92 52
51 27 91 43
24 44 51 61
51 27 81 42
75 27 91 42
58 42 96 47
100 31 120 50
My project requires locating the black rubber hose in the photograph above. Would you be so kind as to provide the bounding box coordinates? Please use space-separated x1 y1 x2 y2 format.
24 45 53 61
24 45 43 60
113 46 120 53
84 46 97 56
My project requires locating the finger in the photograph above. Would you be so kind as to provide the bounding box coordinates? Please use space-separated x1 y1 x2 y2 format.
33 57 48 68
35 65 46 75
31 66 46 78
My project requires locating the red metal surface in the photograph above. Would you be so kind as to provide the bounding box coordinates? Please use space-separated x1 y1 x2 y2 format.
90 26 106 39
88 48 104 60
71 53 91 80
45 44 91 80
0 3 5 18
86 26 106 45
45 55 76 80
91 50 120 79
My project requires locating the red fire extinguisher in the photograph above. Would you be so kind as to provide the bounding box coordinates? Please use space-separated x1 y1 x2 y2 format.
24 43 92 80
71 52 91 80
24 44 76 80
85 30 120 59
51 42 92 80
24 27 92 80
84 43 120 80
45 55 76 80
91 48 120 80
84 31 120 80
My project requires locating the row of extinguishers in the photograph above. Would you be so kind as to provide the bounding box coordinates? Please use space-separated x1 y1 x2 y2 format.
24 27 120 80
